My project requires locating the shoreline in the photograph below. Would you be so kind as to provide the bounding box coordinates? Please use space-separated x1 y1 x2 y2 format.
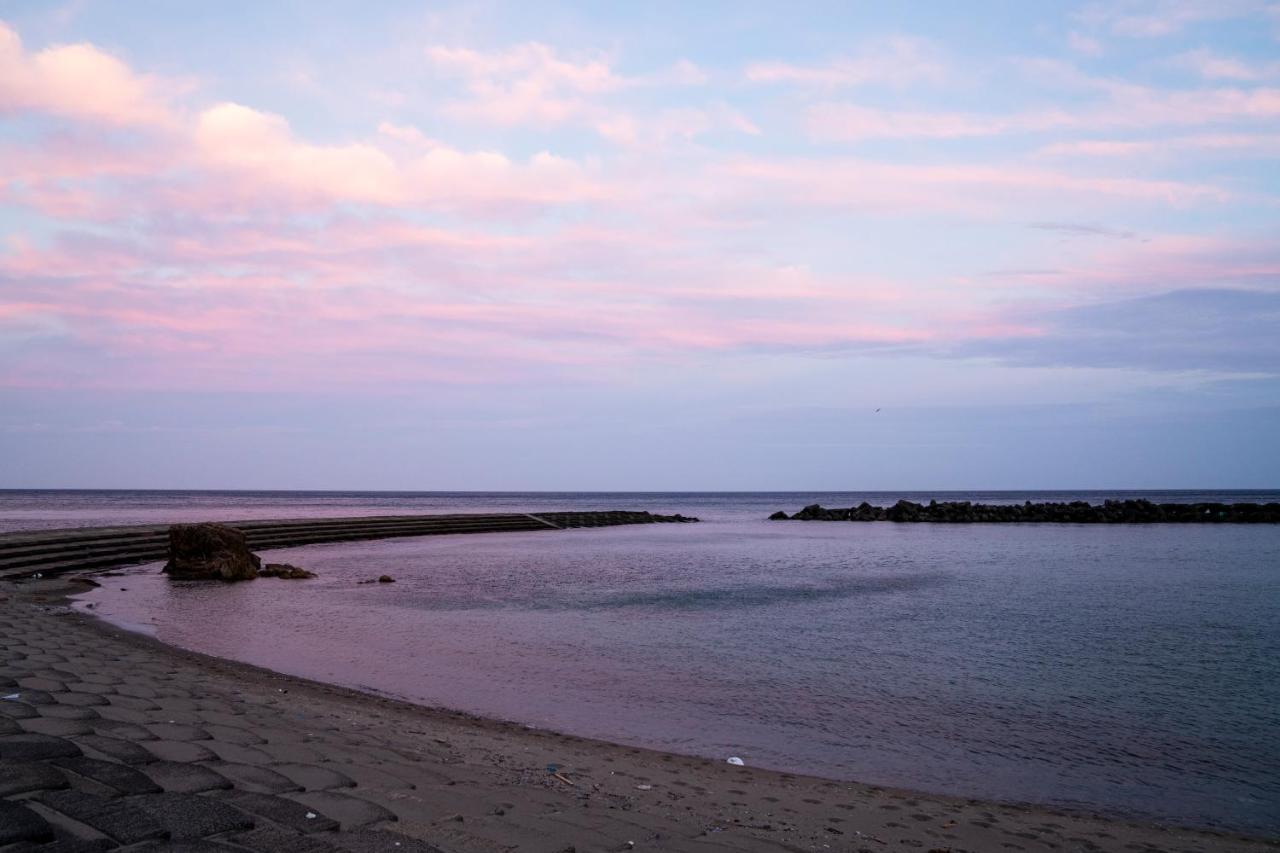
3 574 1273 852
68 575 1258 834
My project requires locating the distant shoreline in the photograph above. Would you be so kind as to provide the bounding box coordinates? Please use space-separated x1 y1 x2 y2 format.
773 497 1280 523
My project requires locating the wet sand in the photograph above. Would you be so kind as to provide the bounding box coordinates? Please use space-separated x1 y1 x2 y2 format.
1 575 1274 853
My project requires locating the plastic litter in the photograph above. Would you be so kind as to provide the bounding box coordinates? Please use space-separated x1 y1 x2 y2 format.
545 763 560 774
635 784 652 791
2 693 19 701
305 812 317 819
726 756 744 766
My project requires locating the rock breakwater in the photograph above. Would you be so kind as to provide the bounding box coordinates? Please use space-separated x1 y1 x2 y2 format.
771 499 1280 523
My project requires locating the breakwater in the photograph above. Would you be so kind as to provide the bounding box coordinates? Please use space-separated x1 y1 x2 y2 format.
0 510 697 580
771 499 1280 523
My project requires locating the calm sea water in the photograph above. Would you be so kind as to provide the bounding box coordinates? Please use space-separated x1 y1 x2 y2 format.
7 490 1278 835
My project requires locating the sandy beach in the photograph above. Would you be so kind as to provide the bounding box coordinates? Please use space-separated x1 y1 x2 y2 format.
0 574 1273 853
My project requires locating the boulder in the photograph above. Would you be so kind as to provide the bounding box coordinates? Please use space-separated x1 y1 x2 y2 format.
259 563 316 580
377 575 395 584
163 523 260 582
768 511 790 520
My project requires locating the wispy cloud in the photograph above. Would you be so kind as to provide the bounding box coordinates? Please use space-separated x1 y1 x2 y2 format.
422 41 727 142
744 37 946 88
1169 48 1280 81
1030 221 1143 240
1076 0 1276 38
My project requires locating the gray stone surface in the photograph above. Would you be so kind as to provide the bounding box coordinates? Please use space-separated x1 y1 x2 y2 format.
217 788 340 833
91 719 155 740
230 826 346 853
77 734 156 764
272 762 356 791
142 739 217 763
202 761 300 794
329 830 450 853
0 837 113 853
132 791 256 839
36 701 100 722
143 760 232 793
284 790 398 830
9 689 55 705
0 699 40 719
0 760 67 796
53 755 163 795
0 733 82 761
147 722 211 741
202 723 264 745
202 740 271 764
0 798 55 844
36 788 168 844
19 716 94 737
53 691 109 707
132 842 247 853
37 704 101 721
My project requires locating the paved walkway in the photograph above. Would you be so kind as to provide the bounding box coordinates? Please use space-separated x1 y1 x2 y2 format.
1 585 455 852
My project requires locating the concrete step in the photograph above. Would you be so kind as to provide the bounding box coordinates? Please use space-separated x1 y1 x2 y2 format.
0 511 685 580
0 516 543 560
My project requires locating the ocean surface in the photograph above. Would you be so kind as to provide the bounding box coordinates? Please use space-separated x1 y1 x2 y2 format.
5 490 1278 835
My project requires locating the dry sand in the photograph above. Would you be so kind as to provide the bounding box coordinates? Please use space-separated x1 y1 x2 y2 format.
1 575 1274 853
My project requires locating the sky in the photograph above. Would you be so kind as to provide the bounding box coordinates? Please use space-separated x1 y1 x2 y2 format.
1 0 1278 490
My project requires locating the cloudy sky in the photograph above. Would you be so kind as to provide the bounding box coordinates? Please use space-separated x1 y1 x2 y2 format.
1 1 1277 489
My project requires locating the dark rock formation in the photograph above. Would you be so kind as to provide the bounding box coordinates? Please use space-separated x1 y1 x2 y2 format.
259 563 316 579
377 575 395 583
163 523 261 581
770 499 1280 524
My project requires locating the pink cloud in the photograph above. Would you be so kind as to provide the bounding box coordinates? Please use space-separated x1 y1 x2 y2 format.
745 37 947 88
1075 0 1274 37
1170 48 1279 81
425 42 622 128
807 103 1018 140
1 20 1273 397
716 157 1228 215
0 209 1036 392
1037 133 1280 158
0 21 175 126
1067 32 1105 57
423 42 726 142
808 82 1280 142
187 102 616 210
194 103 403 204
427 42 623 94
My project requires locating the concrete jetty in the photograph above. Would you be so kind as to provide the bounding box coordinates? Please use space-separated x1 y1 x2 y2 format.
0 511 697 581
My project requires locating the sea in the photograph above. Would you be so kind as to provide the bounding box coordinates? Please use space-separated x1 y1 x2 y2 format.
3 489 1278 835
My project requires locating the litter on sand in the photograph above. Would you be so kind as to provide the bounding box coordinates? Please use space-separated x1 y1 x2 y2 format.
726 756 745 766
2 693 19 701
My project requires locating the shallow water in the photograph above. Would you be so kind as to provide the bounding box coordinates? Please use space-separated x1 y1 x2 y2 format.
64 492 1280 836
